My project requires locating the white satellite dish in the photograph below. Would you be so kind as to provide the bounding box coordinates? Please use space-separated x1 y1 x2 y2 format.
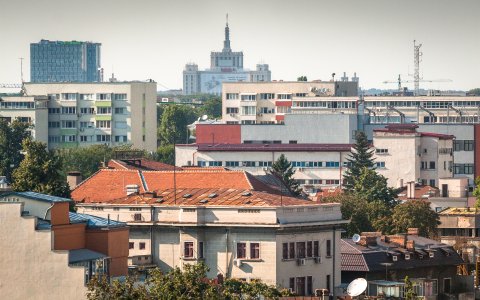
352 234 361 243
347 278 367 297
201 114 208 121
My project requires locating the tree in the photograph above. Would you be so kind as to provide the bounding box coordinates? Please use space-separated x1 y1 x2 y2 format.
12 139 70 197
473 177 480 209
467 88 480 96
198 97 222 119
57 144 113 179
404 276 416 300
271 154 301 196
352 167 396 207
0 119 31 181
343 131 375 191
87 263 288 300
392 200 439 237
297 76 308 81
159 105 198 146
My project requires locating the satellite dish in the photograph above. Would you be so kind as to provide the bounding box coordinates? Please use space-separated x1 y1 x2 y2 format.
347 278 367 297
201 115 208 121
352 234 361 243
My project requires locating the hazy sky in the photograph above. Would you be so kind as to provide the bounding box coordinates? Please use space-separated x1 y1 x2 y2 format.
1 0 479 91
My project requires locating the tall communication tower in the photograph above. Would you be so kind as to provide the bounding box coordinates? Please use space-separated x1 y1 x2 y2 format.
413 40 422 95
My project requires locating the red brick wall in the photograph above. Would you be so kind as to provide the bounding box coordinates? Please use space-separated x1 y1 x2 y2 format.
196 124 241 144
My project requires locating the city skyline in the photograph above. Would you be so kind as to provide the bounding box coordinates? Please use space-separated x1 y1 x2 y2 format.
1 0 479 91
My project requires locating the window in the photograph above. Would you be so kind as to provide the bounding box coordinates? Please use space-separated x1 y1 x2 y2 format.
296 277 306 296
326 275 331 291
226 93 239 100
250 243 260 259
326 240 332 257
258 161 272 167
297 242 306 258
289 278 295 292
61 120 76 128
307 276 313 296
97 107 112 114
282 243 288 259
444 278 451 293
139 242 146 250
96 120 111 129
80 107 95 114
48 136 60 143
61 93 77 100
325 179 340 185
113 93 127 100
429 179 436 187
278 94 292 99
241 106 256 115
226 107 239 114
376 148 388 154
465 140 474 151
184 242 194 258
199 242 204 259
429 161 436 169
48 108 60 114
96 93 111 100
237 242 247 259
242 161 256 167
289 242 295 259
306 241 313 258
80 136 89 142
80 121 94 128
115 135 128 143
96 135 111 142
61 107 76 114
225 161 239 167
241 94 256 101
313 241 319 257
79 94 94 100
376 161 386 168
129 242 134 249
61 135 76 142
325 161 340 168
114 107 126 114
48 121 60 128
454 140 474 151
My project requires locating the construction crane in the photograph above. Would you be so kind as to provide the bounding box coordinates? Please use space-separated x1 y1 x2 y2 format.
383 74 452 92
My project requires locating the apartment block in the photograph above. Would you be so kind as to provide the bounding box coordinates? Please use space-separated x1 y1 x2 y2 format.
22 81 157 151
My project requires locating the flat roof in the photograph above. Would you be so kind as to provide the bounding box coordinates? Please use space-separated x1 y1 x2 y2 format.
1 191 71 203
186 143 353 152
68 248 106 264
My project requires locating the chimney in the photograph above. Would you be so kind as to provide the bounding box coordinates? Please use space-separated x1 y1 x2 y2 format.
407 181 415 199
407 228 419 236
67 171 82 190
126 184 139 196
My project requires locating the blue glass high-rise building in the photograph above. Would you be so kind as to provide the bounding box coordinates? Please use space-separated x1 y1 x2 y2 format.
30 40 101 82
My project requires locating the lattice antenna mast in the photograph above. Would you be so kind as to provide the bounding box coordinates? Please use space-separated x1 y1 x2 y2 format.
413 40 422 95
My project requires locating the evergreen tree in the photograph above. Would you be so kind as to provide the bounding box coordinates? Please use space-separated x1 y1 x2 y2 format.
343 131 375 191
12 139 70 197
271 154 301 196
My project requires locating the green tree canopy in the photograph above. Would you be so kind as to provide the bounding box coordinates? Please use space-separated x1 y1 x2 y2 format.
198 97 222 119
467 88 480 96
392 200 439 237
473 177 480 209
149 144 175 165
159 105 198 146
57 144 113 179
87 263 292 300
343 131 375 191
352 167 396 206
297 76 308 81
12 139 70 197
0 119 31 181
271 154 301 196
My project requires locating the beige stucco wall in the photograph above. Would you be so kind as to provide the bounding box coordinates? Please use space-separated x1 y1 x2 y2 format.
0 203 86 300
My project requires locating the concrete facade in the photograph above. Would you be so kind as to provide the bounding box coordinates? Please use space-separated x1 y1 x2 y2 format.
22 81 157 151
0 203 87 300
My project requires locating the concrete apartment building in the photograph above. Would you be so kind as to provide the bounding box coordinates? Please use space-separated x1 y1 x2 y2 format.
222 79 359 124
0 191 129 300
16 81 158 151
183 19 271 95
177 124 453 189
0 94 49 144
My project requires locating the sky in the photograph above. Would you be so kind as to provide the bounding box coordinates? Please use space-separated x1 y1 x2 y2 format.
1 0 479 91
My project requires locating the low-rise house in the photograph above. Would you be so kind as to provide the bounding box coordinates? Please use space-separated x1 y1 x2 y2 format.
77 187 348 296
341 231 471 299
0 191 129 300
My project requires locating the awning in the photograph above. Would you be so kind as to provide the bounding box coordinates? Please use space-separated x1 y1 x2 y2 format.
69 248 107 264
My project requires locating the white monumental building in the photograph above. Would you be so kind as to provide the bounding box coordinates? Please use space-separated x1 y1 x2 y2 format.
21 81 157 151
183 18 271 95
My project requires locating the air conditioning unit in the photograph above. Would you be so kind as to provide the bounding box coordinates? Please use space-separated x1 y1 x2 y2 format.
314 257 322 264
296 258 306 266
392 255 398 262
429 252 434 258
405 254 410 260
234 259 243 267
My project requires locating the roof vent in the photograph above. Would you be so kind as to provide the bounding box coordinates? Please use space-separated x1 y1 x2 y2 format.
183 194 192 198
208 193 218 198
245 200 252 204
155 198 164 203
242 192 252 196
199 199 209 204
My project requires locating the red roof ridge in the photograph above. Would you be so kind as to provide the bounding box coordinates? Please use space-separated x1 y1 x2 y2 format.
108 159 129 170
243 172 255 190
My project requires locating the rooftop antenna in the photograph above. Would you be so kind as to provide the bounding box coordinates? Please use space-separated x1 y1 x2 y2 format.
19 57 27 95
413 40 423 95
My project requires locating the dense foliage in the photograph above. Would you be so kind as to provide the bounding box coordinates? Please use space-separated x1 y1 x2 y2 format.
87 263 292 300
0 119 31 182
392 200 440 238
158 105 198 146
12 139 70 197
343 131 375 191
271 154 301 196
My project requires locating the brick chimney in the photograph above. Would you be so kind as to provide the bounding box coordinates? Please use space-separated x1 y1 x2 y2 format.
407 228 419 236
67 171 82 190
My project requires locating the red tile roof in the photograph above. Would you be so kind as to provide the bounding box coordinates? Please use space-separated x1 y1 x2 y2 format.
107 159 178 171
99 188 317 207
396 185 439 201
72 169 281 203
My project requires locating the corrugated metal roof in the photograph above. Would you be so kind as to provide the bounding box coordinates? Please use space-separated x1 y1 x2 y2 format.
3 191 71 203
68 248 107 264
69 212 126 228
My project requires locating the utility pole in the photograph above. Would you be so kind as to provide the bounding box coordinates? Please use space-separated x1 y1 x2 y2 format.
413 40 422 96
